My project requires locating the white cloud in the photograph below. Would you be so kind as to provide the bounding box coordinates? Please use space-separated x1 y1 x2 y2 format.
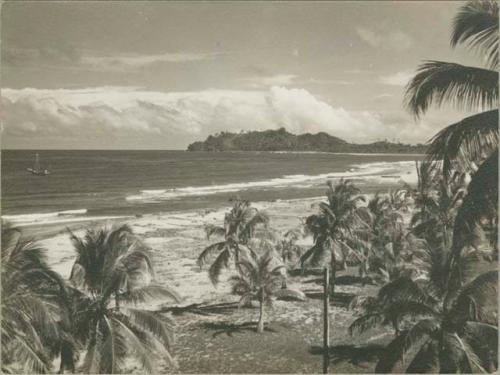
2 86 435 148
356 27 413 51
372 93 394 100
240 75 354 88
81 51 223 72
356 27 382 48
306 78 354 86
379 70 414 86
239 74 299 88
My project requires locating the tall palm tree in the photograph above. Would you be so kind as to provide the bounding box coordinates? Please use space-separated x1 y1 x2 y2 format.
1 223 69 374
301 179 369 294
67 224 180 374
405 0 499 284
410 171 467 249
229 252 284 333
349 240 498 373
198 198 269 284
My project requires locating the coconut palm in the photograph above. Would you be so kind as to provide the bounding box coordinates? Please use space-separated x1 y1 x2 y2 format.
1 223 69 374
198 198 269 284
229 252 284 333
404 161 440 221
67 224 180 374
405 0 498 283
349 239 498 373
301 179 369 294
410 172 467 249
274 228 303 288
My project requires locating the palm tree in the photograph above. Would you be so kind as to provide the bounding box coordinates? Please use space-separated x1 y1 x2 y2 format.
275 228 303 288
410 171 466 249
1 223 69 374
405 0 498 284
229 252 284 333
198 198 269 284
349 240 498 373
301 179 369 294
67 224 181 374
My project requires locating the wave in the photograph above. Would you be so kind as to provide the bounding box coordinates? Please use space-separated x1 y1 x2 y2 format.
2 209 88 223
269 151 425 156
126 161 417 203
1 209 126 227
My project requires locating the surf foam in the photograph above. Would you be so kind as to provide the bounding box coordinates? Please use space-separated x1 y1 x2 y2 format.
126 160 417 203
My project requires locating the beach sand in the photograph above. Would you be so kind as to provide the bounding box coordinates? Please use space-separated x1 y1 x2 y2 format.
32 194 399 373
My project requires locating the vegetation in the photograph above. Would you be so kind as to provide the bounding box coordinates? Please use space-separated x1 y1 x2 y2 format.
198 198 269 284
349 241 498 373
66 225 180 373
1 223 68 373
187 128 427 153
0 222 181 374
405 0 498 288
301 179 369 295
275 229 303 288
229 252 284 333
1 1 498 374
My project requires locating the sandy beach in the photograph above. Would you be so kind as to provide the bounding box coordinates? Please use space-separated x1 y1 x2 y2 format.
30 195 397 373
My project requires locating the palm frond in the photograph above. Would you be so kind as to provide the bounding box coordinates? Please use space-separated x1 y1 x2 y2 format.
119 284 181 305
9 334 51 374
81 321 103 374
196 241 226 268
451 270 498 324
208 249 231 285
100 315 119 374
112 317 159 374
127 309 174 352
377 277 429 305
463 321 498 355
299 241 325 268
375 330 412 373
348 313 384 336
451 150 498 258
405 338 439 373
404 318 439 354
204 224 225 240
426 110 498 177
451 0 499 69
405 61 498 118
451 332 488 373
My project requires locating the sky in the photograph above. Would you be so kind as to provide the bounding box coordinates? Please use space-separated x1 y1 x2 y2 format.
1 1 483 149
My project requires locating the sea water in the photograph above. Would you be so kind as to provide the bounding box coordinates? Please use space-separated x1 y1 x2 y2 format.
1 150 421 226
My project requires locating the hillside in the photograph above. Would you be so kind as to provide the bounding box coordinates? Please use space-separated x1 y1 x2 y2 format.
187 128 427 153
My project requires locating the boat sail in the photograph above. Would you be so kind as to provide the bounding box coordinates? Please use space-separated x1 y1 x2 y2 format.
27 153 50 176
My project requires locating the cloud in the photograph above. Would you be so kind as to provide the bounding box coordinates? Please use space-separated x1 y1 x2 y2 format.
379 70 414 86
239 74 299 88
372 93 394 101
3 46 224 72
356 27 382 48
305 78 354 86
240 75 354 88
2 86 436 149
356 27 413 51
80 51 223 72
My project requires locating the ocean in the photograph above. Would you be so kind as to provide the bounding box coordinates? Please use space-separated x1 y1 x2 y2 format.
1 150 422 226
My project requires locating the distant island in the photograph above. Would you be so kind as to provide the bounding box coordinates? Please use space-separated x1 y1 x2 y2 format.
187 128 427 153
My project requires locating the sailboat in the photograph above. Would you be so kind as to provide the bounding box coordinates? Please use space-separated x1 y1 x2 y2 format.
27 153 50 176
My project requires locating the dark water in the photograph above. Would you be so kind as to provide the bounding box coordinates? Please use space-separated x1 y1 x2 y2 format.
1 150 421 222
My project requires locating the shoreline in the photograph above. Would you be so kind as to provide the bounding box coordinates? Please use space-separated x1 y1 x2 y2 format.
14 186 411 373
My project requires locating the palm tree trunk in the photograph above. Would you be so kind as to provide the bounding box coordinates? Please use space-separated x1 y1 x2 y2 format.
257 290 265 333
329 250 336 297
